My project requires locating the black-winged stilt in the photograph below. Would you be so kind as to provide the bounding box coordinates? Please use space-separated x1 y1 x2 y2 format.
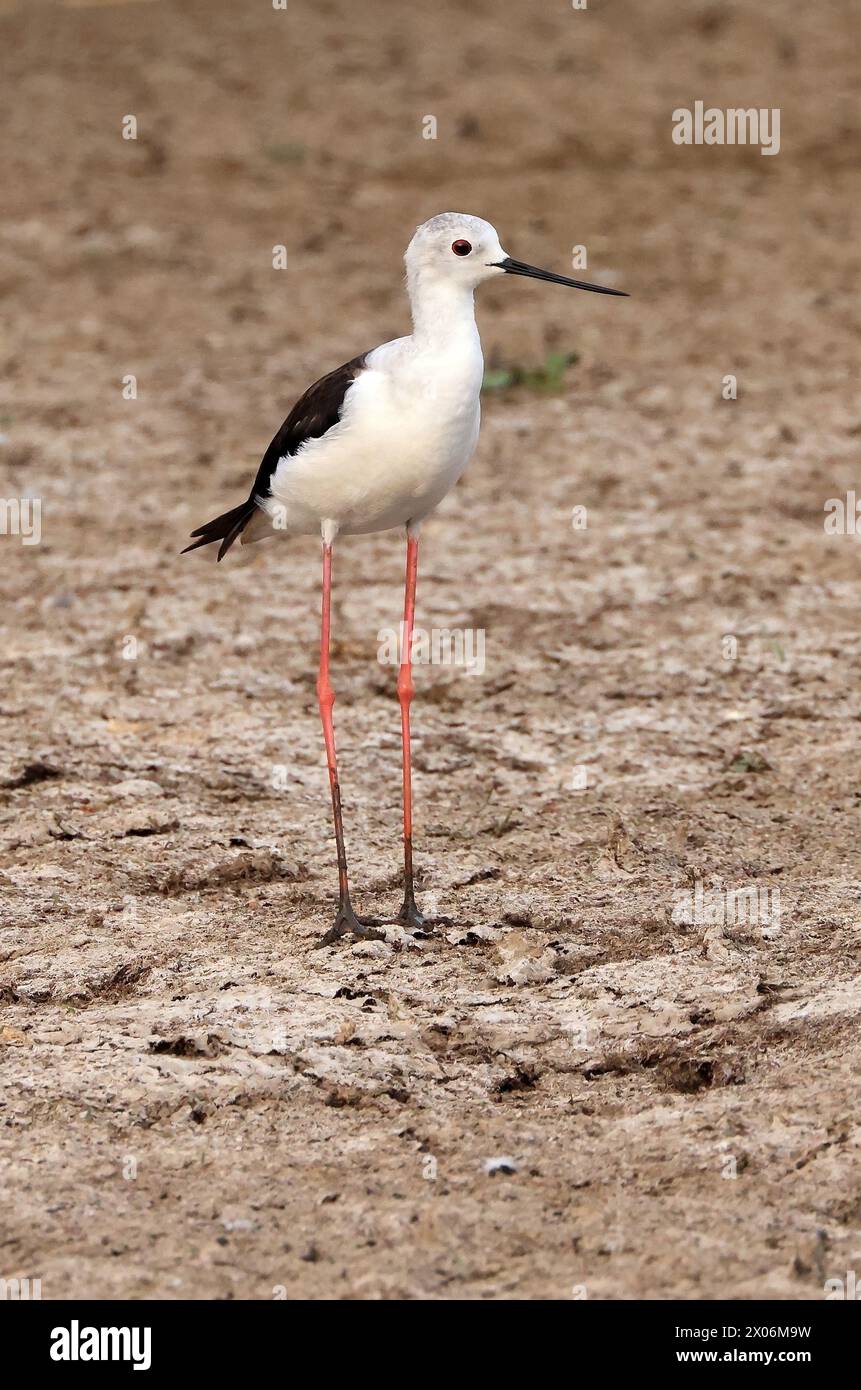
184 214 627 945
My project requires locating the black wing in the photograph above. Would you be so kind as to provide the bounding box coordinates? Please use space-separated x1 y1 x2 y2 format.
249 351 368 503
183 351 368 560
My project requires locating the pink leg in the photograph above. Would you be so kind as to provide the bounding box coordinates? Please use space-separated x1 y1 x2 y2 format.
396 530 426 929
316 540 382 946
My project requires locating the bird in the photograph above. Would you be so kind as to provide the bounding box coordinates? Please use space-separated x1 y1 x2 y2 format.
183 213 627 946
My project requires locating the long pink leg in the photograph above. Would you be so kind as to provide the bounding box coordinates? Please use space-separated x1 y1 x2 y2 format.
316 540 382 945
396 530 426 928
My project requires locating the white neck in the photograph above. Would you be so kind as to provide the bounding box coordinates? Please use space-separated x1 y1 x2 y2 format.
407 269 478 346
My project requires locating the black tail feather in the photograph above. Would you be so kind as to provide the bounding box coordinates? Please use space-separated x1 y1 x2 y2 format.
181 499 256 561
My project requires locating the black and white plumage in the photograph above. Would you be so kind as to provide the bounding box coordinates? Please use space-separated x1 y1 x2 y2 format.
183 213 626 562
183 213 626 945
182 352 368 561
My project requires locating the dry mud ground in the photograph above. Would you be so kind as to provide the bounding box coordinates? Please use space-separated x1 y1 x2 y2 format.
1 0 860 1300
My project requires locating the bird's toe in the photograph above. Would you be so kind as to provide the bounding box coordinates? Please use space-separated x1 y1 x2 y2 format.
315 902 386 948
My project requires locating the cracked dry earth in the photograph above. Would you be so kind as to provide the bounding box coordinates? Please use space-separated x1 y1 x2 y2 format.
2 0 861 1300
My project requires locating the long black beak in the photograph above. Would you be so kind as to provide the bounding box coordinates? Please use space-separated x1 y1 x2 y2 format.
492 257 628 297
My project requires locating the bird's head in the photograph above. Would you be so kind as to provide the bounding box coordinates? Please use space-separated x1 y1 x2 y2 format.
405 212 627 298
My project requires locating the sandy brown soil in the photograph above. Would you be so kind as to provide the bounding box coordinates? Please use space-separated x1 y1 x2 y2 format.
1 0 860 1301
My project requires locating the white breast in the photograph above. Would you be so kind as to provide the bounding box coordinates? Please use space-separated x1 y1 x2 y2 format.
264 330 483 537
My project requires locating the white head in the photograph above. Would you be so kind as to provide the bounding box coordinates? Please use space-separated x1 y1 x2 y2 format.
404 211 627 308
405 213 508 293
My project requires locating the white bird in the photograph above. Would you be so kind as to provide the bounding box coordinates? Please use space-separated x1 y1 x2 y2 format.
184 213 627 945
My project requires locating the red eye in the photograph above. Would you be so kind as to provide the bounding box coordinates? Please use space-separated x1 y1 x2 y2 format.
451 239 472 256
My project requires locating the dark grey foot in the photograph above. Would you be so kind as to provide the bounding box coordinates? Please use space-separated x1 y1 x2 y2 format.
315 902 386 948
396 898 442 935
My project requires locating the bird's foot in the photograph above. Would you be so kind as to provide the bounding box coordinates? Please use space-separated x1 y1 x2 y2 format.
396 897 441 937
315 901 386 949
